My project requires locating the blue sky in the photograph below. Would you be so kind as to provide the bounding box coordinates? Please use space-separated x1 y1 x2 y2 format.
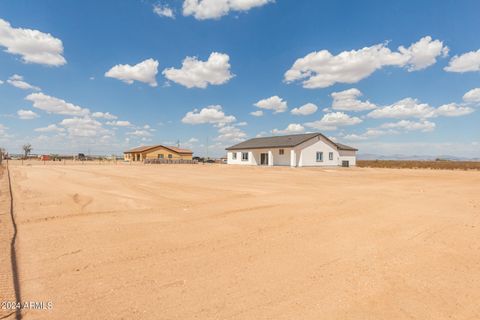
0 0 479 157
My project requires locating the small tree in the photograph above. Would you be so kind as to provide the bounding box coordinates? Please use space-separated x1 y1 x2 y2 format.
22 143 32 159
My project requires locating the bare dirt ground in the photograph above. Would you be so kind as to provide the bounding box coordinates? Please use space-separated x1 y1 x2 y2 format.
3 162 480 319
0 166 18 320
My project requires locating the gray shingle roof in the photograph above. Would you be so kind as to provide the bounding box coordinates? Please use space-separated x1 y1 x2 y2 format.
335 143 358 151
225 133 357 151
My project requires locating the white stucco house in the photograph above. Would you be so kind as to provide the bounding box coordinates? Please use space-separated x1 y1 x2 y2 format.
226 133 357 167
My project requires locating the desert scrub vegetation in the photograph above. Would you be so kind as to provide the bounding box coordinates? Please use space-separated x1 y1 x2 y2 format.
357 160 480 170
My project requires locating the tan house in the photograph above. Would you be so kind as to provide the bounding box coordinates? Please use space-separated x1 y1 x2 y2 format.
124 145 193 162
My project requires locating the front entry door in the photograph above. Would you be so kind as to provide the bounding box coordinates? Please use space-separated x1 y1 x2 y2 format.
260 153 269 165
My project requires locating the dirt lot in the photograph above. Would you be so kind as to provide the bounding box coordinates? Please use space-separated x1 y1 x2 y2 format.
3 163 480 319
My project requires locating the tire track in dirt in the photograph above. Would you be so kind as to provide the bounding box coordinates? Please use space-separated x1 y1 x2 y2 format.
7 164 22 320
0 163 22 320
0 166 15 320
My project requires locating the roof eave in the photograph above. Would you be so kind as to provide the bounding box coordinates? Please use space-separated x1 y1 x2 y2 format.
226 144 297 151
124 145 193 154
161 146 193 154
338 148 358 151
226 133 321 151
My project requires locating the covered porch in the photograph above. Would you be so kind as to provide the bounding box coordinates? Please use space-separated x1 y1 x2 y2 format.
124 152 145 162
250 148 298 167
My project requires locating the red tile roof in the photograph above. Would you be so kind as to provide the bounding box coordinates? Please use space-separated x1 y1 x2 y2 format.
124 145 193 154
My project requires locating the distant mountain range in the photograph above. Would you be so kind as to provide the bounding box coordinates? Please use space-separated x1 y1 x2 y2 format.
357 154 480 161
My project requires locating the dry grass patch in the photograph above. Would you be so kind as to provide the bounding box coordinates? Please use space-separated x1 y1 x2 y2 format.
357 160 480 170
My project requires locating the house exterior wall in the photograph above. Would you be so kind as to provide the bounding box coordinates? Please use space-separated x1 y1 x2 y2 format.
124 146 193 162
227 150 257 165
226 136 356 167
144 147 192 160
339 150 356 166
250 148 292 166
227 148 293 166
295 136 340 167
271 148 292 166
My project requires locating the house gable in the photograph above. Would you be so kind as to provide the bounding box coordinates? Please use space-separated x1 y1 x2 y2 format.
124 145 193 161
143 146 192 160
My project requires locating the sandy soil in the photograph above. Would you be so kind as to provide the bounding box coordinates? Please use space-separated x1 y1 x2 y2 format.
0 166 17 320
4 163 480 319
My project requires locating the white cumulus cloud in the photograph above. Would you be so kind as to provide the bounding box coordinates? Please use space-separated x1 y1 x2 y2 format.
105 58 159 87
343 120 435 141
182 105 236 124
163 52 233 88
284 36 448 89
17 109 39 120
127 129 152 137
215 125 247 142
398 36 449 71
331 88 377 111
367 98 434 119
182 0 273 20
153 4 175 18
0 18 66 66
380 120 436 132
106 120 132 127
434 103 474 117
92 112 117 120
25 92 90 116
34 124 65 133
250 110 263 117
368 97 475 119
304 112 362 131
254 95 287 113
272 123 305 135
7 74 40 91
291 103 318 116
343 128 393 141
343 133 368 141
60 117 108 138
444 49 480 73
463 88 480 103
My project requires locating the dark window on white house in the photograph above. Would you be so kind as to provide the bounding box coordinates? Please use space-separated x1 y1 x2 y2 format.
232 152 237 160
158 154 164 159
168 154 172 159
279 149 284 155
316 152 323 162
329 152 333 160
242 152 249 161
